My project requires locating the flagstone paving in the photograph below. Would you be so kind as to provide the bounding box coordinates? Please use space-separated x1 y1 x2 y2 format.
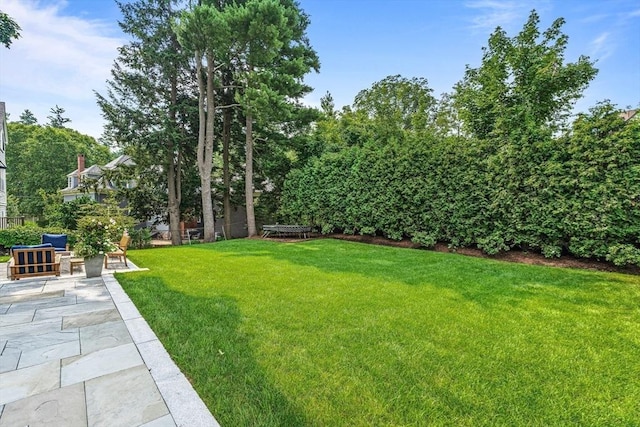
0 261 219 427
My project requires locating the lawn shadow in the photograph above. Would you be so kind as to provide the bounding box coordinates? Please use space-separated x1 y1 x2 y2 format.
117 273 309 427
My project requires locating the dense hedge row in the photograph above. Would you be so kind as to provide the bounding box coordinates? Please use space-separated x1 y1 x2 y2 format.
0 225 77 255
280 106 640 266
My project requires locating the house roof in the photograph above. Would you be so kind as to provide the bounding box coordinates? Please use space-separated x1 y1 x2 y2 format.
620 109 637 121
65 155 133 178
62 155 134 194
104 154 134 169
66 164 102 178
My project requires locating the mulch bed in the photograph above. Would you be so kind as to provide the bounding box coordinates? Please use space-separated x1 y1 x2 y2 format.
261 233 640 275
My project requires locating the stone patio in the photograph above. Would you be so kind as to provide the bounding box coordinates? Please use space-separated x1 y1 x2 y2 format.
0 259 219 426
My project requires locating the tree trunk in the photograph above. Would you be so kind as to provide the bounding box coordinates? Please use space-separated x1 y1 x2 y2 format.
168 55 182 246
167 159 182 246
223 107 232 239
200 51 216 242
245 111 256 237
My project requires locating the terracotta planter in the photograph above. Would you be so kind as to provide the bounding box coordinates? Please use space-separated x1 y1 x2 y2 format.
84 255 105 278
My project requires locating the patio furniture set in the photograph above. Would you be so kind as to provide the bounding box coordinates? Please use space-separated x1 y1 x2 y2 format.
8 233 130 280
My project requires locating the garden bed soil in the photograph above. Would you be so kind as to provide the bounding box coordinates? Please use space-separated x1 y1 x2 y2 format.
261 233 639 275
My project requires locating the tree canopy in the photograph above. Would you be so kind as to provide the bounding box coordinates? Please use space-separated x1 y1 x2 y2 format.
7 123 112 217
47 105 71 128
0 11 21 48
454 10 597 140
279 11 640 267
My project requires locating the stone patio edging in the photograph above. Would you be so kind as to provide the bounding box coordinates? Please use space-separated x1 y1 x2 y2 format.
102 274 220 427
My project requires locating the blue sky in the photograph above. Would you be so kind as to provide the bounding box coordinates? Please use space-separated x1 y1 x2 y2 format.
1 0 638 139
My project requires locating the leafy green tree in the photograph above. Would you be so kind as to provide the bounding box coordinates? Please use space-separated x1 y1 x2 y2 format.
7 123 111 217
0 11 21 48
175 3 230 242
451 10 599 254
47 105 71 128
229 0 319 236
176 0 319 238
454 10 597 140
19 109 38 125
43 194 95 229
353 74 436 137
98 0 197 245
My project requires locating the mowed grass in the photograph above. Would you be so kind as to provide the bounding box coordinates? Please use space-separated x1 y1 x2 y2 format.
117 239 640 426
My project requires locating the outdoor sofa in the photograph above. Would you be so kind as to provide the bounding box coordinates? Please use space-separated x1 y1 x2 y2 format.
9 243 61 280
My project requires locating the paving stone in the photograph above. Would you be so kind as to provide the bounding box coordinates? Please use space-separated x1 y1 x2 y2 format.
6 296 77 314
0 347 21 373
108 287 132 304
6 328 78 352
0 310 35 328
17 340 80 369
125 317 158 345
62 308 120 329
80 320 132 354
116 300 142 320
140 414 177 427
68 286 112 303
0 281 45 296
0 382 86 427
75 277 107 287
61 342 143 386
155 373 220 427
33 300 116 321
0 317 59 338
41 280 78 293
137 340 182 383
0 289 65 305
0 360 60 405
85 365 169 427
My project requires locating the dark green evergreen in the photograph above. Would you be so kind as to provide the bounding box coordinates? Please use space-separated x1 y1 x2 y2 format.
279 11 638 267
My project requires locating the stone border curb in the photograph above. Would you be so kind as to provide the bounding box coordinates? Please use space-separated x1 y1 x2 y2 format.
102 273 220 427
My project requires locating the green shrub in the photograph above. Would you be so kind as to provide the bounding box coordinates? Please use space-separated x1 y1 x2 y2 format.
606 244 640 267
0 226 76 254
411 232 437 248
280 102 639 265
129 227 153 249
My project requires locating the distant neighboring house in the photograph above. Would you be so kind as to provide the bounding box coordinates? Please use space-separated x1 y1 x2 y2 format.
61 154 134 203
620 109 637 121
0 102 7 217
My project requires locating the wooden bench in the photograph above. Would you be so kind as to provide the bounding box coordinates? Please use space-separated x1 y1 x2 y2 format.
9 246 61 280
262 224 312 239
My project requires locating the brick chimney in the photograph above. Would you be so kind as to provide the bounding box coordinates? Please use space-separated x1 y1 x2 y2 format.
77 154 85 174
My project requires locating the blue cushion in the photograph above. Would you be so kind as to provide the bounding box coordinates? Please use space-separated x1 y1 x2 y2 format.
42 234 67 251
11 243 53 251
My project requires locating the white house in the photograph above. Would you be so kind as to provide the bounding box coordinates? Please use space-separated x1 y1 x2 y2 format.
61 154 134 203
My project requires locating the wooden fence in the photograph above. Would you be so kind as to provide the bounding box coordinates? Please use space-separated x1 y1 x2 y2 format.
0 217 25 229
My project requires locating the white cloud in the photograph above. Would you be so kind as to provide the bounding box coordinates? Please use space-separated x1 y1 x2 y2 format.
579 13 609 24
590 32 614 62
465 0 550 32
0 0 124 138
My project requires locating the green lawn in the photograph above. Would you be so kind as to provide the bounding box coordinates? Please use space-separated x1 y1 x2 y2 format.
117 239 640 426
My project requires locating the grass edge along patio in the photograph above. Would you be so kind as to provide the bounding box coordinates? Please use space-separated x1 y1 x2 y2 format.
116 238 640 426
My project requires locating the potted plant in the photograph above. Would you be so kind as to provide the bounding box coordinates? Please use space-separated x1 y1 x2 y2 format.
73 216 118 278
